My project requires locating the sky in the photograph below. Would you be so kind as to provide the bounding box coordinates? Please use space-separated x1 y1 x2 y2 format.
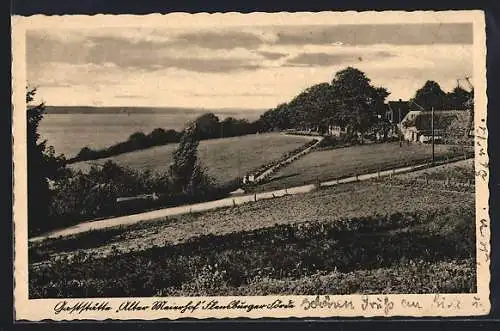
26 22 473 110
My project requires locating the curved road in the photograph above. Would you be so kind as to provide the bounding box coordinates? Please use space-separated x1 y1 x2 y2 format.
252 135 323 183
29 158 471 242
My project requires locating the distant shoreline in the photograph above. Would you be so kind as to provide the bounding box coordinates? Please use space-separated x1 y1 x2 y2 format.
44 105 266 115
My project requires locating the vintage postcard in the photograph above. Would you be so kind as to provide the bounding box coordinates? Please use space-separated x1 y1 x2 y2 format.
12 11 490 321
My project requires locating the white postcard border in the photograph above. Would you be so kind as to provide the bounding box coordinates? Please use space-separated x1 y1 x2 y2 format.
11 11 490 321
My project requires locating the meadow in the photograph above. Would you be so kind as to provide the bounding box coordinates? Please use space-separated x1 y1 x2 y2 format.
70 133 313 183
29 160 476 297
400 159 475 183
29 199 475 297
258 142 472 190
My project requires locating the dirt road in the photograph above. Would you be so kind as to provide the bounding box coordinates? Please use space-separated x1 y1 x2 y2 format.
29 157 472 242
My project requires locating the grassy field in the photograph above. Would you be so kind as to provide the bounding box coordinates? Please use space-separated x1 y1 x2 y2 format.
70 133 312 183
30 179 475 261
30 160 476 297
400 159 474 183
29 201 475 297
258 142 471 190
381 160 475 194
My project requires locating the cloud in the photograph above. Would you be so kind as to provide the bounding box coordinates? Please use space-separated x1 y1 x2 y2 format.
283 50 395 67
272 23 472 46
152 57 263 73
27 23 471 79
258 51 287 60
285 52 359 67
27 30 268 74
189 92 276 97
114 95 143 99
168 30 265 50
26 23 473 109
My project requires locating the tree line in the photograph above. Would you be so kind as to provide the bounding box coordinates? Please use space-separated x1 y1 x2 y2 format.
69 113 264 163
258 67 473 141
411 80 473 111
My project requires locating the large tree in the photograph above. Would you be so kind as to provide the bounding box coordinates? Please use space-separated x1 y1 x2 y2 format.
192 113 221 140
287 82 336 132
330 67 390 140
411 80 448 110
447 86 473 110
257 67 389 137
259 103 294 131
26 88 66 235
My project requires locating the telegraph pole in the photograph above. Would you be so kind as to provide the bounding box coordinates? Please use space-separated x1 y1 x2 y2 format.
431 106 435 164
398 107 402 146
237 149 241 179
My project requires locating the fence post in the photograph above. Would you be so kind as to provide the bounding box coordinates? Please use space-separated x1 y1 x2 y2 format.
233 199 236 207
254 193 257 202
378 170 380 179
356 174 359 181
285 187 288 195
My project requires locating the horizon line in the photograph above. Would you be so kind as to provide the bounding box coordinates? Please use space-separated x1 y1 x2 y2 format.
44 105 268 111
44 96 416 110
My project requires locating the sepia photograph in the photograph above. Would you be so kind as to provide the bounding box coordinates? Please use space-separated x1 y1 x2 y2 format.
12 11 489 320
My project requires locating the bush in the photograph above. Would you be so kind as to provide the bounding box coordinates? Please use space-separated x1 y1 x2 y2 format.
42 161 172 234
42 151 237 235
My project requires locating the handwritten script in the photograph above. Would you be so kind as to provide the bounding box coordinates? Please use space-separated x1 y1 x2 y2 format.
50 294 485 317
475 117 490 268
53 299 295 315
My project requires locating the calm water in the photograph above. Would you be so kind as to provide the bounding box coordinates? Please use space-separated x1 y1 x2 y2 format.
39 111 261 158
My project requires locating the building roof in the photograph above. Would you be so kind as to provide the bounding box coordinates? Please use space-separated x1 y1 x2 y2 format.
387 100 423 112
401 110 470 133
387 100 410 113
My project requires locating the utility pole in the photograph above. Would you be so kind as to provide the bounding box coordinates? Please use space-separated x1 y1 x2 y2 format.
431 106 435 164
398 107 402 146
237 149 241 179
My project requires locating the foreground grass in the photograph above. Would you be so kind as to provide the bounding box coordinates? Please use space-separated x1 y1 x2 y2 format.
401 159 474 183
215 258 475 296
70 133 312 182
259 142 471 190
29 204 475 298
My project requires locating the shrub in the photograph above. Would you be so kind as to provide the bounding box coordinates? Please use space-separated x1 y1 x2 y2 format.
43 161 172 234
